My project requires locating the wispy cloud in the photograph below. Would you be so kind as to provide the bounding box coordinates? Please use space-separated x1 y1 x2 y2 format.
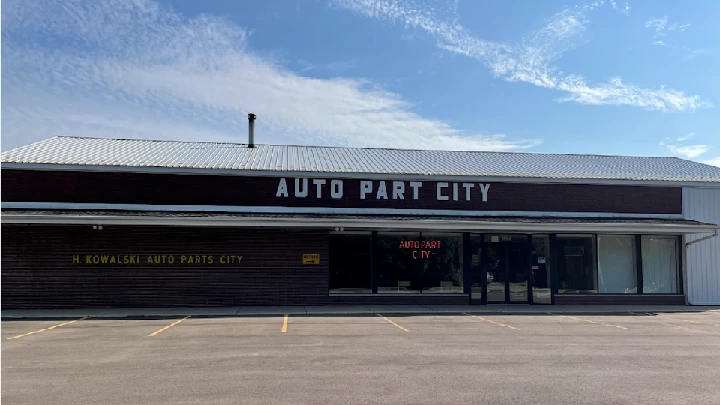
660 133 709 159
644 16 709 61
1 0 539 152
645 16 690 38
665 144 708 159
682 48 712 63
703 157 720 168
676 132 695 142
331 0 708 112
610 1 631 15
297 59 357 73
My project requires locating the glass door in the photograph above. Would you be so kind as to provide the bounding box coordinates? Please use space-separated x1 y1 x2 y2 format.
485 240 506 303
507 241 529 302
483 235 530 304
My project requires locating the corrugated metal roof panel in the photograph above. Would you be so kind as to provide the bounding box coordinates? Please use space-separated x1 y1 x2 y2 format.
2 136 720 183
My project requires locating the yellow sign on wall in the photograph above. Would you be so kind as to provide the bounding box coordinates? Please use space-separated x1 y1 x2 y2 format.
302 254 320 265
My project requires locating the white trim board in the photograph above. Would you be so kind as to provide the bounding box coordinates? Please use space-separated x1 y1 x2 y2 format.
2 202 685 220
2 213 717 234
3 162 719 187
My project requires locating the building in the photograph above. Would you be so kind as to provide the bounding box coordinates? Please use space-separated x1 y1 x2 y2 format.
2 128 720 308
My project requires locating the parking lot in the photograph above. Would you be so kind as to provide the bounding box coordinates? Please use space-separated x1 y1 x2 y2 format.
3 309 720 405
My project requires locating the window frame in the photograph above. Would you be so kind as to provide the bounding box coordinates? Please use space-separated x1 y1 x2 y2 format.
640 235 682 294
555 234 598 294
596 234 638 294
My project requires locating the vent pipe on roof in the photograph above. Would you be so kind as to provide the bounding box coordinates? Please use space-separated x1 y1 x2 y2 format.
248 113 256 148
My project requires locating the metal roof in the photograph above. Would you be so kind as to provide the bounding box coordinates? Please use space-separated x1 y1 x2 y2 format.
3 136 720 183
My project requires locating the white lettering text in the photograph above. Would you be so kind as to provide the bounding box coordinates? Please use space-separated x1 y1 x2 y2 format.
331 180 343 199
392 181 405 199
437 182 449 201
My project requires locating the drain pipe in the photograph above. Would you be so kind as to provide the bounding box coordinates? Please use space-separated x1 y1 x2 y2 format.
248 113 256 148
685 229 719 247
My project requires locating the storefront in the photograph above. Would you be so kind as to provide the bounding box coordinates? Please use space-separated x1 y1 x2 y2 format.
2 135 719 308
328 230 690 305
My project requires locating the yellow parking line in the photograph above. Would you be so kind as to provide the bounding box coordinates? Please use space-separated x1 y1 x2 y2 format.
678 319 720 327
549 313 627 330
6 317 87 340
148 316 190 337
657 321 692 331
652 319 720 334
281 314 289 333
464 313 519 330
629 312 718 332
376 314 408 332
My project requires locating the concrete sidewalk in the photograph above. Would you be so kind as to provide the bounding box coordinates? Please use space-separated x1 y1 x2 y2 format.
3 304 720 319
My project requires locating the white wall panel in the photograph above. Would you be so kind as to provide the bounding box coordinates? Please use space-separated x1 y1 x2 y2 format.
683 187 720 305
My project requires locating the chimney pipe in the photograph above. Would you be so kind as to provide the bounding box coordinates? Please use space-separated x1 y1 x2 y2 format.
248 113 256 148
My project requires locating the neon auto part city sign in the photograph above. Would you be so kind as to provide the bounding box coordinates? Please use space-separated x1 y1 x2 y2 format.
399 239 442 259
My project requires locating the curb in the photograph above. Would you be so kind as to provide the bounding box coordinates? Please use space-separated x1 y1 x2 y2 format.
2 308 715 320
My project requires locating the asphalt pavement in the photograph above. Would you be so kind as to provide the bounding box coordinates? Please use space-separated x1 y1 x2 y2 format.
3 310 720 405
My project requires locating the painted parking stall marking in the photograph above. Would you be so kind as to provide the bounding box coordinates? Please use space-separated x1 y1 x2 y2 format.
148 316 191 337
376 314 409 332
631 312 720 334
549 313 628 330
659 321 692 331
281 314 289 333
463 313 519 330
679 319 720 327
6 317 87 340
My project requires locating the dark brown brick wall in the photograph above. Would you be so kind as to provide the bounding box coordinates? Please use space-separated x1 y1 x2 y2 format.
1 225 331 308
1 225 476 309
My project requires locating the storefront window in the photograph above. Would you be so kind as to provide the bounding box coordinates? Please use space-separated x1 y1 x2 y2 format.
421 234 463 293
377 233 422 293
557 235 597 293
329 233 372 293
641 236 680 293
376 232 463 293
598 235 637 293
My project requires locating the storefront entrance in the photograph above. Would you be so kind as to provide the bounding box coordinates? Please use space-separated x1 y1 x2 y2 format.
485 236 530 303
470 234 533 304
485 235 530 304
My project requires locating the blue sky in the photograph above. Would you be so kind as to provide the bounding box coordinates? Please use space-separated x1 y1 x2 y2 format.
2 0 719 166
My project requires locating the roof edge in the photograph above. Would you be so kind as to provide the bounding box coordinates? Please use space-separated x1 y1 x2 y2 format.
3 162 720 186
3 210 717 234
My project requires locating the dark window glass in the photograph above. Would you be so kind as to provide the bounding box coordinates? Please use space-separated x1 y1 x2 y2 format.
483 234 529 303
329 233 372 293
532 235 551 304
377 233 422 293
557 235 597 293
376 232 464 293
469 234 483 300
421 234 463 293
